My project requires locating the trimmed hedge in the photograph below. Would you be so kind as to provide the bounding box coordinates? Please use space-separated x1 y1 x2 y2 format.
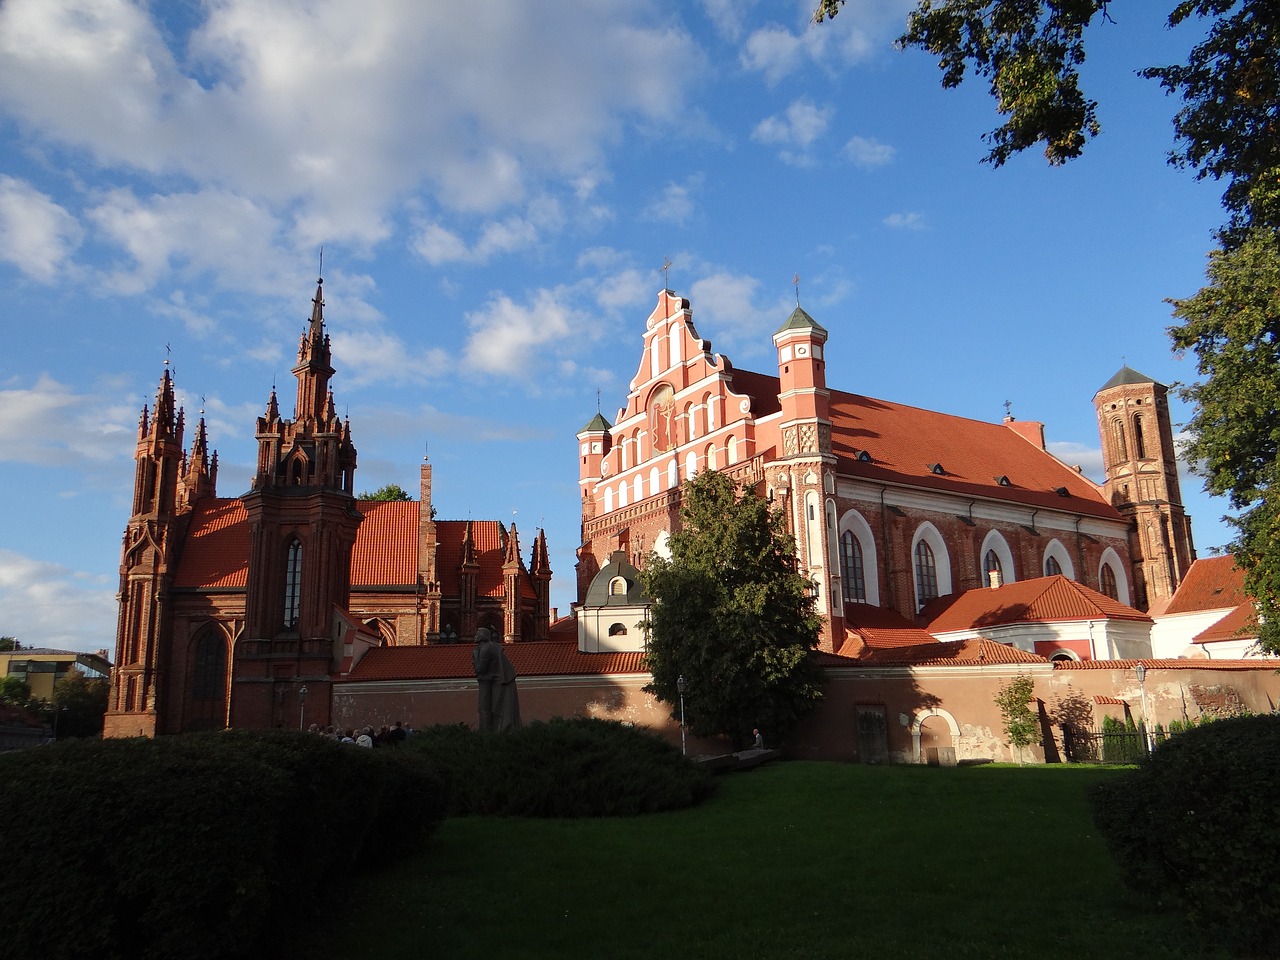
405 717 716 817
0 731 446 960
1090 713 1280 957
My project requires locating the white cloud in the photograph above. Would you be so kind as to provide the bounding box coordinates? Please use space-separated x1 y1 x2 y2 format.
740 25 806 84
462 288 589 378
1047 441 1105 484
883 211 925 230
0 175 82 281
329 329 452 386
593 268 651 312
843 135 895 168
0 374 136 466
738 0 913 83
688 270 788 355
0 0 702 281
752 99 831 165
0 549 116 654
642 176 702 225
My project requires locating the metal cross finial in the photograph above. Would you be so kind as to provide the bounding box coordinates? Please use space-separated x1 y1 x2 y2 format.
793 273 801 306
164 342 171 366
1003 399 1012 418
199 394 206 416
596 388 601 413
318 246 323 282
662 256 672 290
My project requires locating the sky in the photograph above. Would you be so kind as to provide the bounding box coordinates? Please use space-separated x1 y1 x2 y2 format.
0 0 1237 654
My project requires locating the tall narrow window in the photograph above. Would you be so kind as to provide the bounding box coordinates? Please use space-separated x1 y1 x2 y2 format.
840 531 866 603
1133 415 1147 459
983 549 1003 585
284 539 303 628
192 629 226 701
1100 563 1119 600
1044 555 1063 577
915 540 939 608
1112 419 1127 460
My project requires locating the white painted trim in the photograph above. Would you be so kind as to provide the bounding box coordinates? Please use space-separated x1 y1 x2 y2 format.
837 508 880 606
979 529 1017 584
911 706 961 762
1099 546 1131 606
911 521 952 609
1043 538 1075 579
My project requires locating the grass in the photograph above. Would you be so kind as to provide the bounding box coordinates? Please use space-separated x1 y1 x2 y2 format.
292 762 1229 960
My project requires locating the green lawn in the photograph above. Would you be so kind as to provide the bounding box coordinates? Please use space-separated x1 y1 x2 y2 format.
295 762 1227 960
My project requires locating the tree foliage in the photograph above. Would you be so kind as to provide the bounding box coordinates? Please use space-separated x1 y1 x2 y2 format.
49 667 109 739
1169 228 1280 650
641 471 825 747
993 674 1038 762
357 483 412 501
0 636 20 651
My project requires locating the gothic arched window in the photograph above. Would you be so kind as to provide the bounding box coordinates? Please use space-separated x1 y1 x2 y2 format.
983 549 1003 586
840 530 866 603
284 539 303 628
1045 555 1063 577
915 540 939 608
1100 563 1119 600
192 628 226 701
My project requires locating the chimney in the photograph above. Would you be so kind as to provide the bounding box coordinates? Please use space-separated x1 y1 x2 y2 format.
988 569 1003 589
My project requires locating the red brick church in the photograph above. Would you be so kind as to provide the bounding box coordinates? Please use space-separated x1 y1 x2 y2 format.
103 280 552 737
575 289 1196 651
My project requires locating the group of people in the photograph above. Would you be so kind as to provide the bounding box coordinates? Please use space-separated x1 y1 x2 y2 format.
308 720 413 747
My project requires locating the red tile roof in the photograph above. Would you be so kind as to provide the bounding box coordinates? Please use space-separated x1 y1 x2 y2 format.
351 501 418 585
1093 695 1126 705
1163 555 1248 615
173 498 535 597
1053 658 1275 671
855 637 1050 667
1192 603 1259 644
927 576 1151 632
840 602 938 655
825 391 1119 519
342 640 646 681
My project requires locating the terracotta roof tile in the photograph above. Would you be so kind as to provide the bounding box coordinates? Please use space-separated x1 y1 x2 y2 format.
927 576 1150 633
351 501 418 585
342 640 646 681
174 499 249 588
1192 603 1259 644
841 602 938 652
1052 657 1276 670
1163 555 1248 615
1093 695 1126 705
856 637 1049 667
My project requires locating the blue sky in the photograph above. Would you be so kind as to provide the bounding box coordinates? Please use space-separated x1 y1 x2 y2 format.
0 0 1234 653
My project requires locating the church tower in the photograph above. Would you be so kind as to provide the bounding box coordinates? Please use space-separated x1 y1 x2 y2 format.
105 367 217 737
1094 366 1196 611
772 305 841 650
234 278 362 728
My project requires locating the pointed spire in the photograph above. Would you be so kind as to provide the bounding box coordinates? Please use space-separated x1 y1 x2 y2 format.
531 528 550 574
504 522 521 565
323 388 338 423
138 403 150 440
461 519 477 566
264 388 279 422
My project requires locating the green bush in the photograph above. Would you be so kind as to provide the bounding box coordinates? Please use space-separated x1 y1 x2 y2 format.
0 731 446 960
1090 713 1280 956
405 717 716 817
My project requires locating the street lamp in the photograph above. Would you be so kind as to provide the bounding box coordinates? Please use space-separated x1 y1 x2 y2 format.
1134 663 1153 753
676 675 687 756
298 684 308 731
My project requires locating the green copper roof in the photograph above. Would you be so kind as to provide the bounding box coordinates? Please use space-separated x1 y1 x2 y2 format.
1097 365 1164 393
774 305 828 337
579 412 612 433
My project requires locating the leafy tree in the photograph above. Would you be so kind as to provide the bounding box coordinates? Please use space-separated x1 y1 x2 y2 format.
994 674 1038 763
641 470 826 747
0 636 20 651
1169 229 1280 650
357 483 412 501
48 667 109 739
0 675 32 708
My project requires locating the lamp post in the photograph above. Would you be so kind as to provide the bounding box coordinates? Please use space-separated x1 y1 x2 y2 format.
298 684 308 731
676 675 687 757
1134 663 1153 753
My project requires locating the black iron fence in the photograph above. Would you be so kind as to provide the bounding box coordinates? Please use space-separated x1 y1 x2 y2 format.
1064 724 1149 764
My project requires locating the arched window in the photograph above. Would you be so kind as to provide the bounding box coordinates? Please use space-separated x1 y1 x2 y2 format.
915 540 939 608
191 627 226 701
608 623 628 636
603 486 614 512
1045 555 1063 576
633 475 643 503
685 450 698 478
983 549 1003 586
840 530 866 603
668 460 678 489
727 436 739 464
1133 414 1147 459
609 577 627 596
283 539 302 628
705 444 717 470
618 482 628 507
650 466 660 494
1112 419 1127 460
1043 539 1075 580
1100 563 1119 600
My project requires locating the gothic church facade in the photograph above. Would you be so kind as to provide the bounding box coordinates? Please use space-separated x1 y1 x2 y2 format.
576 290 1195 651
104 280 552 737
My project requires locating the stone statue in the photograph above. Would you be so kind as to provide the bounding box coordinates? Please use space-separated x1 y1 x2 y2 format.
472 626 521 732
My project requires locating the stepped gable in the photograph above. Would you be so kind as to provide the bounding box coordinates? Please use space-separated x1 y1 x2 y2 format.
927 575 1151 633
1163 555 1248 615
343 640 646 681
